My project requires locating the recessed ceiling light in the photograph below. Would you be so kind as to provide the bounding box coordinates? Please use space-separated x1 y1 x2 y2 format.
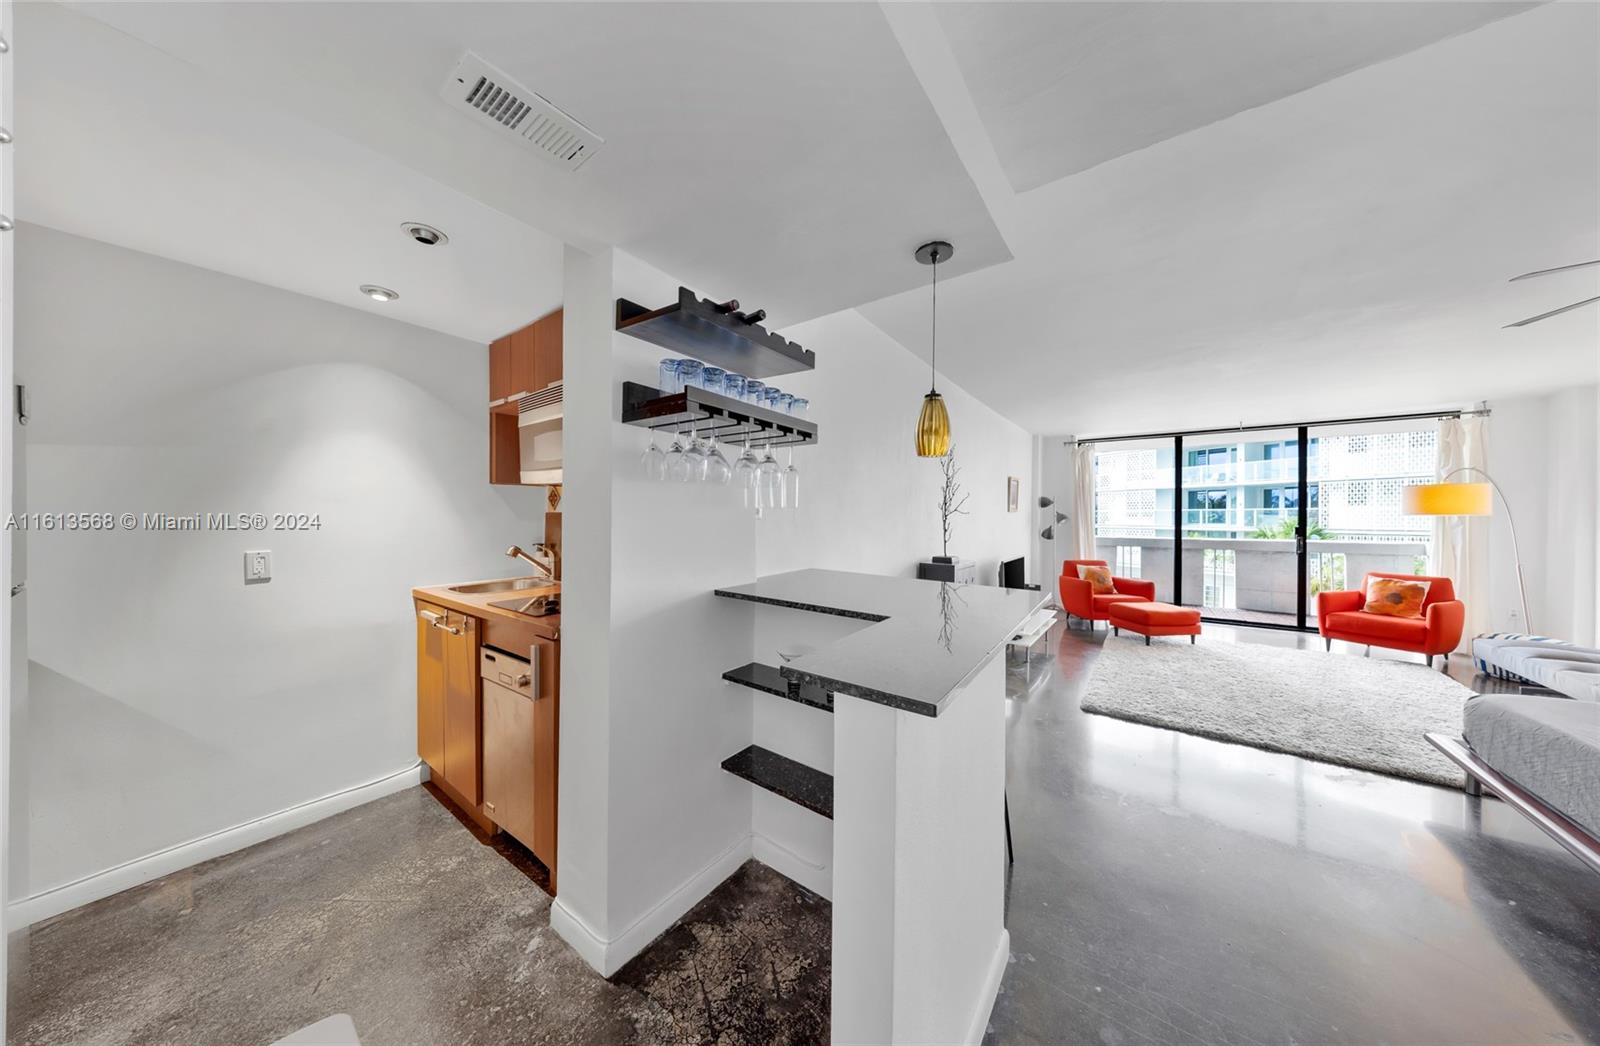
360 284 399 303
402 222 448 247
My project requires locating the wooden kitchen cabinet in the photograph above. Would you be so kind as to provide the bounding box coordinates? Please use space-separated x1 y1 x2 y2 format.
416 601 448 777
532 308 563 392
485 307 563 485
415 601 481 808
530 634 560 866
488 334 515 404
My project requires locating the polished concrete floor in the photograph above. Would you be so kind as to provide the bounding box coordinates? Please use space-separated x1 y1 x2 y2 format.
988 622 1600 1044
6 787 829 1045
9 623 1598 1044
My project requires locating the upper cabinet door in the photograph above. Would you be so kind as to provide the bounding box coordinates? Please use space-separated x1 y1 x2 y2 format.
533 308 563 392
489 335 514 404
510 322 539 399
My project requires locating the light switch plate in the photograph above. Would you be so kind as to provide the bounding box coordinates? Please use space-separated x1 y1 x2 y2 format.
244 549 272 584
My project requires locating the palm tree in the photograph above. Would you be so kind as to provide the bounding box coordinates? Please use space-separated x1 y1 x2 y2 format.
1250 518 1331 540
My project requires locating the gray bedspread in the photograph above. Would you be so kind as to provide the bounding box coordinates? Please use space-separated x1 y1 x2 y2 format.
1464 694 1600 838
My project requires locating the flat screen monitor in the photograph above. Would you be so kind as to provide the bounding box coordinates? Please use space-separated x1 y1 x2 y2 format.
1000 556 1026 590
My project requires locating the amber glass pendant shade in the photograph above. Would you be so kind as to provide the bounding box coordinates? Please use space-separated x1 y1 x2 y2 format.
916 391 951 457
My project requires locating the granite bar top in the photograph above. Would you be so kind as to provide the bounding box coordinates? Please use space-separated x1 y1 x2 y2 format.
714 569 1047 717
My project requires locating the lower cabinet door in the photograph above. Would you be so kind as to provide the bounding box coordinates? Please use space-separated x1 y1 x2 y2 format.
482 678 537 848
441 613 481 806
415 602 448 777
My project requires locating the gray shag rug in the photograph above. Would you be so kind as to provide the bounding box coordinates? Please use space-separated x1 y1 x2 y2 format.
1080 636 1473 787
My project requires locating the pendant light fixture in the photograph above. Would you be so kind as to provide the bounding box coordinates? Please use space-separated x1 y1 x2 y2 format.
914 240 954 457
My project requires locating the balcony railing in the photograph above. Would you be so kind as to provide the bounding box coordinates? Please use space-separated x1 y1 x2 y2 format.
1095 509 1429 543
1088 535 1430 619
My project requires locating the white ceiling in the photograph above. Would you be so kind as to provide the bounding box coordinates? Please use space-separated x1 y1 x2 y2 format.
16 3 565 342
19 2 1597 435
934 1 1538 192
49 1 1008 331
860 1 1600 435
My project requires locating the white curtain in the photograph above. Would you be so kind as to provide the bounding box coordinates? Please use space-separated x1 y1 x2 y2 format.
1072 442 1096 563
1433 415 1490 649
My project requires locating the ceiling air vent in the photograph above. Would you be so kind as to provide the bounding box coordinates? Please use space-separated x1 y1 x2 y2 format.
442 52 603 171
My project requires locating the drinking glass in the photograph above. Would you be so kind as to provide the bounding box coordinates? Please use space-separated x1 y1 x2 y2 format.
782 445 800 508
658 358 683 396
642 429 667 481
704 432 733 485
789 397 809 417
744 379 766 406
683 419 708 481
774 393 795 415
758 444 784 509
664 425 692 483
736 430 762 509
763 386 783 411
677 360 703 393
700 366 726 392
723 373 747 400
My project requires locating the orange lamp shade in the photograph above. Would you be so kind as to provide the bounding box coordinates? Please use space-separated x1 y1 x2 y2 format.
1402 481 1493 516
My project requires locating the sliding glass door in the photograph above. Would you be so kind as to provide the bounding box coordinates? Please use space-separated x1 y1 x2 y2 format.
1305 420 1438 614
1175 428 1302 626
1089 437 1176 602
1084 415 1446 631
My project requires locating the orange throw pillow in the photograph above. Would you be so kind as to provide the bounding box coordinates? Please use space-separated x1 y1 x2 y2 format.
1076 564 1115 595
1365 578 1428 618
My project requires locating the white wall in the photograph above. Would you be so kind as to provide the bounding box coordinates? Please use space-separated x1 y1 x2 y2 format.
1487 385 1599 644
555 252 1032 974
554 248 756 974
755 310 1032 584
11 225 549 903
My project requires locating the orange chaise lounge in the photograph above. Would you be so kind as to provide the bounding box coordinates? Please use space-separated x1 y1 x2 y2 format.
1317 572 1465 669
1059 559 1156 628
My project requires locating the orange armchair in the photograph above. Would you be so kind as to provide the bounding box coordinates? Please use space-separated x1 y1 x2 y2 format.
1317 572 1465 668
1059 559 1156 627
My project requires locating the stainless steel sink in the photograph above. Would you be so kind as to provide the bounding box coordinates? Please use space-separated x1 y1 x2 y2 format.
448 577 549 594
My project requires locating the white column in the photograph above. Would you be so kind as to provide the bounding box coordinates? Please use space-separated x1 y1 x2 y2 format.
830 655 1009 1045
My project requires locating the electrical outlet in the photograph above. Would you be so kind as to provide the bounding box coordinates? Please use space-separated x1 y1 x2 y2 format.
244 550 272 584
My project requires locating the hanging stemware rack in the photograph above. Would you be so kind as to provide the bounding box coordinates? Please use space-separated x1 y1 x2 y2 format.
621 381 817 448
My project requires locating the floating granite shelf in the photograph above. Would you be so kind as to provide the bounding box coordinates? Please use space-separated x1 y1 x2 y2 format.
723 662 833 713
616 287 815 379
721 745 834 819
620 381 818 448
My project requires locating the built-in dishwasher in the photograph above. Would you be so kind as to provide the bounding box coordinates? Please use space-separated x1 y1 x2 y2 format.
480 646 540 852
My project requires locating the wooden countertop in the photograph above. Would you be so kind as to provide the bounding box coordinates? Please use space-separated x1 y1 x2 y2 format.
413 578 561 641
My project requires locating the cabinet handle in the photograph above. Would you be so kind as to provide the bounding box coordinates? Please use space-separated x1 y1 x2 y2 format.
419 609 443 626
514 673 532 688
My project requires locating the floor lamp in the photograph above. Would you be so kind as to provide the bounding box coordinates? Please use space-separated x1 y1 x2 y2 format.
1402 466 1530 632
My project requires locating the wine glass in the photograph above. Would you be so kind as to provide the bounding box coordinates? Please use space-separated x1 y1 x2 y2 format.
642 429 666 481
758 443 784 509
704 427 733 485
665 423 693 483
735 428 762 509
782 445 800 508
683 419 708 482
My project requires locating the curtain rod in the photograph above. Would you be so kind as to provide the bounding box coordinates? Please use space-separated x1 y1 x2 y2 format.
1063 406 1491 446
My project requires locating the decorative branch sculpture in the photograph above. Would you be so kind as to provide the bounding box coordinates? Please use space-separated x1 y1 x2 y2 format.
938 446 971 561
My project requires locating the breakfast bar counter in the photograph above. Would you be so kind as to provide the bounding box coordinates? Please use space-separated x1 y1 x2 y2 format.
716 569 1045 1044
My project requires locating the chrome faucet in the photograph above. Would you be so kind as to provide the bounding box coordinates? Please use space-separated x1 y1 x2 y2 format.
507 544 559 582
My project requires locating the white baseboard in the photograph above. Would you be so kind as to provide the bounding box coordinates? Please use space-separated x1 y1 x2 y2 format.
964 929 1011 1046
5 762 425 929
551 832 753 977
752 831 832 900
